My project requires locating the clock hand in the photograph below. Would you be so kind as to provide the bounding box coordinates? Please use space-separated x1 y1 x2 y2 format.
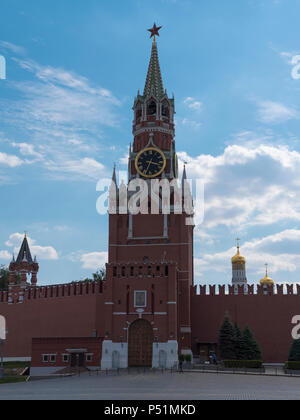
146 161 161 166
146 159 153 173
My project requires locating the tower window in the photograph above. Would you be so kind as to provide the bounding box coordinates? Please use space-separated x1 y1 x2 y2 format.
162 103 169 117
148 101 157 116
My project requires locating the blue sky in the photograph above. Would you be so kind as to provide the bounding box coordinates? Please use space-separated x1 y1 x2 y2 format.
1 0 300 286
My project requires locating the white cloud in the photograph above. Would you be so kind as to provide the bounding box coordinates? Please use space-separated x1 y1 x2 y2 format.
45 157 106 181
0 54 122 182
5 233 58 261
257 101 298 124
181 118 202 130
0 41 26 55
178 141 300 230
195 229 300 279
183 97 203 112
0 250 12 261
0 152 23 167
80 252 108 270
11 142 43 159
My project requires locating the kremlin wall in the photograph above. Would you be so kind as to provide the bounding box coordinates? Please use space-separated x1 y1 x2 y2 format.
0 236 298 365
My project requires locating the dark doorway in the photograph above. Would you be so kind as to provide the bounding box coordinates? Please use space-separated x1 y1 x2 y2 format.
78 353 85 367
70 353 85 368
70 353 77 368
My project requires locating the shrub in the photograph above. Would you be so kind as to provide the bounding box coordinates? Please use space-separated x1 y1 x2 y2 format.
185 354 192 363
179 355 185 362
285 361 300 370
288 340 300 362
223 360 262 369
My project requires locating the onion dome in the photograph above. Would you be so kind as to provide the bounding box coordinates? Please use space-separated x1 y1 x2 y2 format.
232 239 246 265
260 264 274 286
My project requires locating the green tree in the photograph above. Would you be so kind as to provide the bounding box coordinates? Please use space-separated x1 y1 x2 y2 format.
92 268 106 282
233 323 244 360
0 266 21 290
219 317 236 360
82 267 106 283
241 326 262 360
0 266 9 291
288 340 300 362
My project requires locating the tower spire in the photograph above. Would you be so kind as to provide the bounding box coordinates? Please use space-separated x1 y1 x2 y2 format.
144 24 164 100
16 234 33 265
112 163 117 186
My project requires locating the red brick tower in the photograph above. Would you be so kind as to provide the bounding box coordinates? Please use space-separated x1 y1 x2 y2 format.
101 25 194 370
8 234 39 304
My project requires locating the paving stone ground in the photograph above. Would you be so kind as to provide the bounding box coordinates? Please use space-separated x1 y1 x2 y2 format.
1 371 300 400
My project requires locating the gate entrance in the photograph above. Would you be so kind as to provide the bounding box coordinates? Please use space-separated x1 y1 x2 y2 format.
70 352 85 368
128 319 153 367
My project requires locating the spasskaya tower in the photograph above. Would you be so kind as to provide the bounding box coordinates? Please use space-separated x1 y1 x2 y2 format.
101 25 194 370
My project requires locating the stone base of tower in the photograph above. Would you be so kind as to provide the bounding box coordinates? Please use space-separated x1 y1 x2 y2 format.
101 340 178 370
152 341 178 369
101 341 128 370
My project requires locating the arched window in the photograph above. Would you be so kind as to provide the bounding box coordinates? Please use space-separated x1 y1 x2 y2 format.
135 103 142 121
148 101 157 116
162 102 169 118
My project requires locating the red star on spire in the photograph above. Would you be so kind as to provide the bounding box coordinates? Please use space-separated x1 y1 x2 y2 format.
148 23 163 39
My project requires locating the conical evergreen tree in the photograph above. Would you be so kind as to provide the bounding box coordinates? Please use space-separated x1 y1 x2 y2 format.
219 317 236 360
233 323 244 360
242 326 262 360
288 340 300 362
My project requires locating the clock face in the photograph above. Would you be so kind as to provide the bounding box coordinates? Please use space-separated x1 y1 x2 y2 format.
135 147 166 178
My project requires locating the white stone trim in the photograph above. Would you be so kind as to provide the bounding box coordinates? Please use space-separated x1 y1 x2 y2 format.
152 341 178 369
101 341 128 370
3 357 31 362
180 327 191 333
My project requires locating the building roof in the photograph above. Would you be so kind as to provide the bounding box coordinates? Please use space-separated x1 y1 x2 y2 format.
16 235 33 265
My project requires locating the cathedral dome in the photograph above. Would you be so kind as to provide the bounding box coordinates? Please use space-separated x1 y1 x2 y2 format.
260 265 274 286
232 240 246 265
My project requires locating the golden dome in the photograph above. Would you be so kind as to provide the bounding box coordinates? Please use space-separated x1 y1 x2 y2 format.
232 240 246 265
260 265 274 286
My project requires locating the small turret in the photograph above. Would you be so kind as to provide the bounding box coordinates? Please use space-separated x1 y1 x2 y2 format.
260 264 274 287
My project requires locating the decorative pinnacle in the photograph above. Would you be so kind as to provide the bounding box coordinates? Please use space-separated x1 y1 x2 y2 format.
147 23 162 42
265 263 268 276
236 238 240 250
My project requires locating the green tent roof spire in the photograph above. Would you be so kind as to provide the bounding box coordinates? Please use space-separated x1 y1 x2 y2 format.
143 37 165 100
